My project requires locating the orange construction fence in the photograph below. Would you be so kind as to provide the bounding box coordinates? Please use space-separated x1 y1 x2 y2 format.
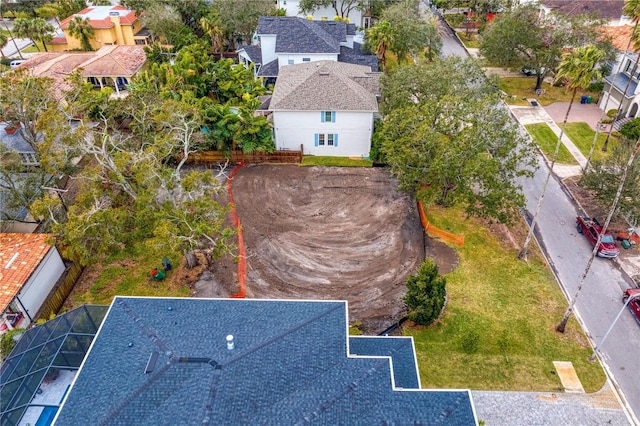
418 201 464 247
228 162 247 298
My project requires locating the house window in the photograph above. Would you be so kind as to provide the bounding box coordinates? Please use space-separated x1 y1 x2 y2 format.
303 58 310 62
288 56 294 65
321 111 335 123
19 152 38 165
314 133 338 147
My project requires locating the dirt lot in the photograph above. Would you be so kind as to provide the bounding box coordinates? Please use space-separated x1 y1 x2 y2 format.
197 165 427 333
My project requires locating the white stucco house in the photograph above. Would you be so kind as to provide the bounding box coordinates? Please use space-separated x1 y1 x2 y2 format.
269 60 380 158
0 233 66 333
237 16 376 87
275 0 367 27
599 52 640 120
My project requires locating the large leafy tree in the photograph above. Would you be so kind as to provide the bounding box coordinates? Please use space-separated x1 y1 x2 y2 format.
210 0 276 49
299 0 364 18
378 57 536 224
479 4 613 91
0 33 7 59
381 0 441 64
141 3 186 45
67 16 94 51
12 18 54 52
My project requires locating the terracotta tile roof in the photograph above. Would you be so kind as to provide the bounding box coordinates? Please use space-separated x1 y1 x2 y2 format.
0 233 53 311
599 25 634 51
60 5 140 30
19 46 147 97
542 0 625 20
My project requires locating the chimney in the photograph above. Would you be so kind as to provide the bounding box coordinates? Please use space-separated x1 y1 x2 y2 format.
226 335 235 350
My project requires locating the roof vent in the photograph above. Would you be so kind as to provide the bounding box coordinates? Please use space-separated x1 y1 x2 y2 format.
226 334 235 350
4 253 19 269
319 71 330 76
109 11 120 16
145 351 158 374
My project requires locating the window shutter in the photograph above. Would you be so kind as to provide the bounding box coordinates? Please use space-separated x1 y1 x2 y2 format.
331 111 336 122
321 112 325 123
314 133 319 147
334 134 338 147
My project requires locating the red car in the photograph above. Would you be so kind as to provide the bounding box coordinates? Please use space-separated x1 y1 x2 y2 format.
623 288 640 325
575 216 620 258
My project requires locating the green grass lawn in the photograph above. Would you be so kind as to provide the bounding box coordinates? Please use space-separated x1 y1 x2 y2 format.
499 78 598 107
405 206 606 392
561 122 618 163
65 244 191 307
525 123 578 165
302 156 372 167
458 33 479 48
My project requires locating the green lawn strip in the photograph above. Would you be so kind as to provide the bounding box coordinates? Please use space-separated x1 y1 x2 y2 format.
458 34 479 48
498 77 598 107
525 123 578 165
77 245 188 306
405 206 606 392
302 156 372 167
561 122 618 163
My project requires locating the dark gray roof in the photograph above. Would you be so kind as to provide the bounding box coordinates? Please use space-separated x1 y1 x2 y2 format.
339 42 379 72
605 72 638 98
238 44 262 64
347 23 356 35
348 336 420 389
258 16 341 54
55 297 476 425
257 58 279 77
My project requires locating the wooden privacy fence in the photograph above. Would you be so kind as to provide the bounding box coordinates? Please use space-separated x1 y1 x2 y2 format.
418 201 465 247
36 262 83 321
182 149 302 165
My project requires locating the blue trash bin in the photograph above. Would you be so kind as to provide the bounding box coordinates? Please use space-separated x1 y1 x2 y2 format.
580 96 587 104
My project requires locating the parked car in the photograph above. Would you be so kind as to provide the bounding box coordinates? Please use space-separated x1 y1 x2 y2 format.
575 216 620 258
10 59 26 70
623 288 640 325
522 66 545 76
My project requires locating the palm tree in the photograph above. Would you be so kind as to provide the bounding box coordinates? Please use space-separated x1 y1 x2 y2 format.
0 32 7 59
14 18 55 52
519 45 606 260
200 13 225 54
67 16 94 51
35 3 62 28
557 136 640 332
13 18 42 52
584 0 640 170
367 20 394 72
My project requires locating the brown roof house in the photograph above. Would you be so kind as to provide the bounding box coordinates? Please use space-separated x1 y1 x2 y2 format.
19 45 147 97
0 234 65 333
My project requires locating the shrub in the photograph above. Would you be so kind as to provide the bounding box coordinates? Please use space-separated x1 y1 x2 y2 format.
403 259 446 326
619 117 640 141
0 328 25 361
606 109 618 118
589 82 604 92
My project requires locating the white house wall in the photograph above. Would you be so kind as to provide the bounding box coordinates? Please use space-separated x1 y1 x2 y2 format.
273 110 373 157
260 34 277 64
277 53 338 69
15 247 65 320
276 0 363 26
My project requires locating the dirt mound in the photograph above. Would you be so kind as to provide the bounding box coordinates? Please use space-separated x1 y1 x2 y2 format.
207 165 426 333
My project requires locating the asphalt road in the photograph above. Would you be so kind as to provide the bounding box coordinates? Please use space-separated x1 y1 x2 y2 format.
434 10 640 423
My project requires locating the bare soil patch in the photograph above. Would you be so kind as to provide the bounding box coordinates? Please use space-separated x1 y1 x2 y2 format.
202 165 426 333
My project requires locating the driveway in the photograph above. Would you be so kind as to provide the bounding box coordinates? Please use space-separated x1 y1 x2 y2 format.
543 102 604 131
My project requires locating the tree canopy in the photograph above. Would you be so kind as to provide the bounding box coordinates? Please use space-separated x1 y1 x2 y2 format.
377 57 536 224
298 0 364 19
479 4 615 90
403 259 446 326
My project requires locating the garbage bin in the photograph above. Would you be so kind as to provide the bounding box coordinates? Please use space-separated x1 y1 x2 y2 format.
586 95 593 104
580 95 587 104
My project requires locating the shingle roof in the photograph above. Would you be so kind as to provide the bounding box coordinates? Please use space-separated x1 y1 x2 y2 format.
269 60 380 111
238 44 262 64
542 0 624 20
258 17 341 54
0 234 53 311
339 43 379 71
257 58 279 77
55 297 476 425
605 71 639 97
